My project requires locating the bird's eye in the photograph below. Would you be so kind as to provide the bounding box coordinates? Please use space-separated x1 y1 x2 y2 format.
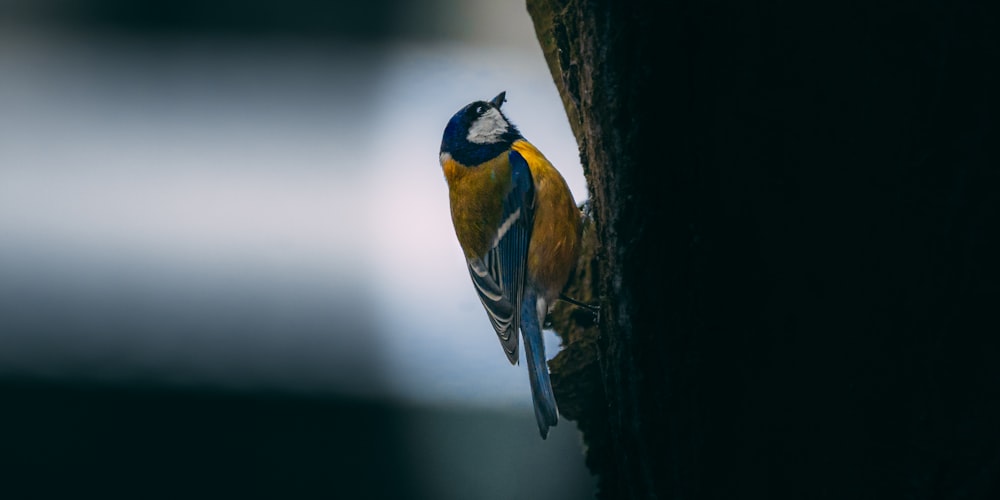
474 105 484 114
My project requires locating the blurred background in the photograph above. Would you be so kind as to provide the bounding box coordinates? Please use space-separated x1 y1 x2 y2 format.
0 0 593 498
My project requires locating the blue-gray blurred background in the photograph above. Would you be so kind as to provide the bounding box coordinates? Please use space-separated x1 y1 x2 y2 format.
0 1 592 498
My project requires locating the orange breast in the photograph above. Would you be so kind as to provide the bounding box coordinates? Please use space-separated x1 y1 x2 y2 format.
441 152 512 259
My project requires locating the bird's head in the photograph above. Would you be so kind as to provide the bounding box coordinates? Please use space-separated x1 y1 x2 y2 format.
440 91 522 167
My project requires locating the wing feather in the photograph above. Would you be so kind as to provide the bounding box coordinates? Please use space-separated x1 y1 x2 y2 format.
467 150 535 364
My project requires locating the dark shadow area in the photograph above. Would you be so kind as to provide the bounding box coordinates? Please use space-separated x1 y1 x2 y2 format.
1 378 418 499
1 0 421 40
0 377 594 500
530 0 999 498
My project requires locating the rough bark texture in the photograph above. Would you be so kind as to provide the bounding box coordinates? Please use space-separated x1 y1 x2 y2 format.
533 1 999 498
548 209 608 474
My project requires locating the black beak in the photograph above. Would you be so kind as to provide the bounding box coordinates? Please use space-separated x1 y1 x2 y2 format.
490 91 507 108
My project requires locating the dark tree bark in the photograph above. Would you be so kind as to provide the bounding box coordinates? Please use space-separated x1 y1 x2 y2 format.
533 1 1000 499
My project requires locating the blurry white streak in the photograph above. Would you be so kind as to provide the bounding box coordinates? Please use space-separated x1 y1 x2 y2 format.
0 168 364 273
0 33 378 276
0 33 384 397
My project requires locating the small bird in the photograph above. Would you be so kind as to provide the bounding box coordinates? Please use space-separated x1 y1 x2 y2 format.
439 91 582 438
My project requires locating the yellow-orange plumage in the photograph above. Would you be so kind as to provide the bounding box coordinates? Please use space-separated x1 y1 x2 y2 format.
442 140 581 299
441 152 511 260
510 140 581 304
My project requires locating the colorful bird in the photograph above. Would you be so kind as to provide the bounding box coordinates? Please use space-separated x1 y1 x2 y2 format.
439 91 582 438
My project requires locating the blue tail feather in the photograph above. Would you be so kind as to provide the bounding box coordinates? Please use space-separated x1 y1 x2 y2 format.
520 291 558 438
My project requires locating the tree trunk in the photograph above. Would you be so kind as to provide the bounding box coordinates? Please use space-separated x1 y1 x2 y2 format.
533 1 1000 498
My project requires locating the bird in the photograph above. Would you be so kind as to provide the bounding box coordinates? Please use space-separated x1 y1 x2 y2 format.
439 91 582 438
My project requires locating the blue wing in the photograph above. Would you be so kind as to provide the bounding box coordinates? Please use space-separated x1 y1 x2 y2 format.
467 150 535 365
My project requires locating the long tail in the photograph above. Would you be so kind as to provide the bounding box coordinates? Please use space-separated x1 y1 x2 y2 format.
520 291 559 438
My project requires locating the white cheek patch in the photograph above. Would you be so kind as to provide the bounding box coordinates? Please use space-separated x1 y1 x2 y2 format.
467 108 509 144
